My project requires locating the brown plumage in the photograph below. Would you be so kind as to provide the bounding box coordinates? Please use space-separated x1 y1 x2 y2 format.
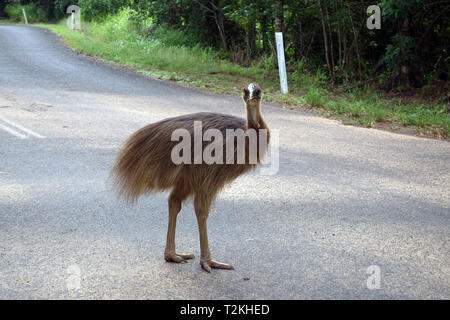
111 83 269 272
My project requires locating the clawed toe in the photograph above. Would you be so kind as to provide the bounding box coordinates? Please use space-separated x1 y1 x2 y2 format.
200 259 234 272
164 252 195 263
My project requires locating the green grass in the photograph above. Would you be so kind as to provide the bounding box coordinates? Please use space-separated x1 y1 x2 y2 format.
35 11 266 84
305 88 326 107
3 9 447 138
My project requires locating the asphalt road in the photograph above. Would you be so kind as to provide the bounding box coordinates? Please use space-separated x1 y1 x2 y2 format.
0 25 449 299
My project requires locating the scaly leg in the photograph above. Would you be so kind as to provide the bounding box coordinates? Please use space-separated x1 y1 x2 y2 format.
194 194 234 272
164 188 194 263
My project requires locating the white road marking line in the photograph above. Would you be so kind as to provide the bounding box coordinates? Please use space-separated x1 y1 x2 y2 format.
0 123 27 139
0 115 46 138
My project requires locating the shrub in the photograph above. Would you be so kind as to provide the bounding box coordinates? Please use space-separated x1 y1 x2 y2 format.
4 4 22 21
305 88 325 107
4 3 46 23
293 59 306 86
79 0 129 21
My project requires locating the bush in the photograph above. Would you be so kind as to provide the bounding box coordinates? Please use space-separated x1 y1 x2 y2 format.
4 3 46 23
4 4 21 21
305 88 326 107
79 0 129 21
90 8 136 41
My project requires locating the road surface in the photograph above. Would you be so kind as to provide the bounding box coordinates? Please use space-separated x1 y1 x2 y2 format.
0 25 449 299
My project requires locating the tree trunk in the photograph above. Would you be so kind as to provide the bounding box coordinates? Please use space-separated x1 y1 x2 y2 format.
273 1 284 68
194 0 228 51
210 0 227 51
317 0 335 83
274 1 284 33
261 10 269 54
399 17 411 87
247 17 257 59
335 0 343 76
169 2 180 26
325 1 335 75
346 3 362 80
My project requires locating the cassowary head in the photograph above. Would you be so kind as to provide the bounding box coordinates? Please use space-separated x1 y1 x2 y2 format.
242 83 263 128
243 83 262 104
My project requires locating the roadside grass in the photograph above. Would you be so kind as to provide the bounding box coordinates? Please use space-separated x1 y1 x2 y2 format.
4 9 447 138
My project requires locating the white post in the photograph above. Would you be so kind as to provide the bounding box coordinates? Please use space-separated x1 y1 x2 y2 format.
275 32 288 94
71 12 75 30
22 8 28 25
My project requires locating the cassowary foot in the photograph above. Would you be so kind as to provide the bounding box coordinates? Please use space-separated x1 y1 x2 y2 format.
164 252 194 263
200 259 234 273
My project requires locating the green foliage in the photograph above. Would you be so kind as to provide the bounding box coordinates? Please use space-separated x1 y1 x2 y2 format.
379 0 415 20
294 60 329 90
48 9 240 76
293 59 306 86
4 4 22 21
3 0 449 88
2 0 79 21
305 88 325 107
381 34 416 72
3 1 449 137
130 0 219 48
261 54 274 72
78 0 129 21
89 8 134 40
149 25 208 49
4 3 46 23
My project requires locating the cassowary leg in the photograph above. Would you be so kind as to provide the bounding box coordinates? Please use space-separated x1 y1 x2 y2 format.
194 194 234 272
164 189 194 263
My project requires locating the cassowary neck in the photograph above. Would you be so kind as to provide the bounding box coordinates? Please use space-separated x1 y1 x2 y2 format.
246 103 266 130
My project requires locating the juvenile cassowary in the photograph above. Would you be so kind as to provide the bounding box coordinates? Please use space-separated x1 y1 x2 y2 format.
111 83 269 272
